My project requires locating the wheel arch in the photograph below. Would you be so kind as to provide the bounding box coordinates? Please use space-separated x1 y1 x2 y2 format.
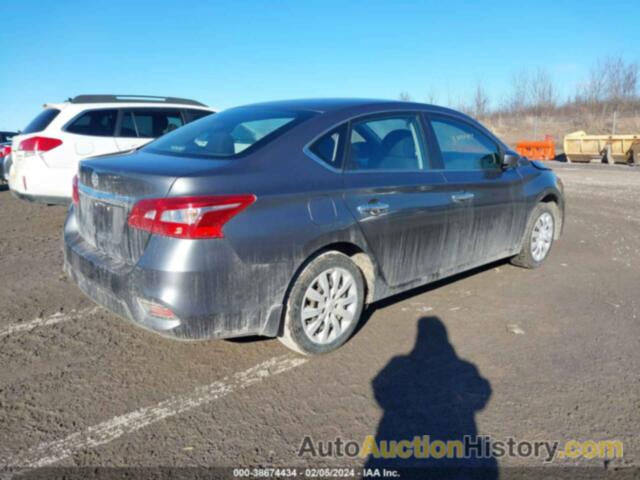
274 241 376 334
294 242 377 305
537 190 564 239
270 240 377 340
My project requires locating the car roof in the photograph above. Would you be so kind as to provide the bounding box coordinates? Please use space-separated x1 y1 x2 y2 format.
238 98 460 115
42 95 214 112
42 102 214 112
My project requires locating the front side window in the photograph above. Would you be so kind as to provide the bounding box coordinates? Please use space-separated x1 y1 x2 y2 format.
66 109 117 137
119 110 184 138
430 117 500 170
347 115 427 171
23 109 60 134
308 125 346 168
145 107 314 159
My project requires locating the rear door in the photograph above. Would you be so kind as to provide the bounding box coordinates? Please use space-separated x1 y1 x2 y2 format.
115 108 185 151
426 113 525 269
61 109 119 167
340 113 451 287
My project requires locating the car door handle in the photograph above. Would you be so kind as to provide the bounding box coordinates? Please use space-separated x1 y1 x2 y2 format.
451 192 475 203
357 202 390 217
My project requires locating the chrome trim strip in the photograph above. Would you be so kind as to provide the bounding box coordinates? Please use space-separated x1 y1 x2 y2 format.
78 183 134 206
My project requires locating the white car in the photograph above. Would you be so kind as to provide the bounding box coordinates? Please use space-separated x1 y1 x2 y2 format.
9 95 214 204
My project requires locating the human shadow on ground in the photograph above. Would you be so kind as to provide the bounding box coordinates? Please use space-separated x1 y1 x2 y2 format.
365 316 498 479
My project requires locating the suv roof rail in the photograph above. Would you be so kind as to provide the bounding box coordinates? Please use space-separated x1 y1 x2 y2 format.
69 94 207 107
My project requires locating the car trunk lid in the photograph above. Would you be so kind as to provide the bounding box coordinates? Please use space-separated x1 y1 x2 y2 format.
76 150 229 265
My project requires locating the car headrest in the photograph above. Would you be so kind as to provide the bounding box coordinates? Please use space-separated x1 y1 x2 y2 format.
381 129 415 158
207 131 235 156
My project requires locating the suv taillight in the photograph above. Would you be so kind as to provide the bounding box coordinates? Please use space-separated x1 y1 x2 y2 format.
127 195 256 239
19 136 63 156
0 145 10 158
72 175 79 205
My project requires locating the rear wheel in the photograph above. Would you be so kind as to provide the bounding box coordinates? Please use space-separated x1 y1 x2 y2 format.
279 252 365 355
511 204 556 269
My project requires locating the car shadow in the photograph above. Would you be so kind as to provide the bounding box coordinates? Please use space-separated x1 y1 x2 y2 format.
233 258 509 347
0 184 8 192
355 258 509 336
365 316 497 479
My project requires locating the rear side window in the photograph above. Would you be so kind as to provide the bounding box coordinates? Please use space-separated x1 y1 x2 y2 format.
186 109 214 122
119 109 184 138
430 117 500 170
347 115 427 171
66 109 117 137
23 109 60 134
308 125 346 168
145 107 314 159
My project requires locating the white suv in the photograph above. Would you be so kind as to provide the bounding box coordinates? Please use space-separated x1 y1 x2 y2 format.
9 95 214 204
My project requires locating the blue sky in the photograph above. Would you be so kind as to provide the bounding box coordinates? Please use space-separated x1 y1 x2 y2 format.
1 0 638 130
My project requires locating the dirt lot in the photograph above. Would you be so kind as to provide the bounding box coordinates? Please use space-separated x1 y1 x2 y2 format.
0 164 638 478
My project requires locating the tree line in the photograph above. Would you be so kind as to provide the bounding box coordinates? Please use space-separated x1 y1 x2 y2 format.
399 56 639 120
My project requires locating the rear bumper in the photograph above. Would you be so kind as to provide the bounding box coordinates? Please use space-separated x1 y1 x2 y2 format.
63 207 285 340
9 156 73 203
11 189 69 206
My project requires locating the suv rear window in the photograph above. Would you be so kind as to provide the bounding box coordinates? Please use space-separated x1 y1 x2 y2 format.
23 109 60 134
186 109 213 122
145 107 315 158
119 109 184 138
66 109 117 137
0 132 16 143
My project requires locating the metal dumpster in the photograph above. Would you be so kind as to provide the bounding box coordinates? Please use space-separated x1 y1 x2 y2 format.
563 130 640 165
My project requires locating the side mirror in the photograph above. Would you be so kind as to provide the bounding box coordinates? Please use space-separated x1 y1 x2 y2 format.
501 152 520 169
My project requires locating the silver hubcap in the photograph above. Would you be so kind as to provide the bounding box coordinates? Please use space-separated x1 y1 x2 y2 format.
531 212 554 262
301 267 358 345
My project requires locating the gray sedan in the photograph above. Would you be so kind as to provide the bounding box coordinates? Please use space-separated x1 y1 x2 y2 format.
64 99 564 354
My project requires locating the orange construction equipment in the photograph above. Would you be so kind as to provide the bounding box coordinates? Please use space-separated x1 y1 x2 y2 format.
516 135 555 161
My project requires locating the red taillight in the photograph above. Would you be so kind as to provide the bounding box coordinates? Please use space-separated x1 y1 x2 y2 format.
0 145 10 158
128 194 256 239
19 136 63 154
72 175 79 205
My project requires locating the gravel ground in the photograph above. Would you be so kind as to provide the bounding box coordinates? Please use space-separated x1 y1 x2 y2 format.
0 163 638 479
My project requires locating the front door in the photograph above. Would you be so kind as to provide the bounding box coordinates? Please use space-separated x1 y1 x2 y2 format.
63 109 119 168
427 114 525 270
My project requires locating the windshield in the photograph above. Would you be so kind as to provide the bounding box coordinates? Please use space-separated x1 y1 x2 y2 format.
145 107 315 159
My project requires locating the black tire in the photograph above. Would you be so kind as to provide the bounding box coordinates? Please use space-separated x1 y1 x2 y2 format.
279 251 365 355
511 203 556 269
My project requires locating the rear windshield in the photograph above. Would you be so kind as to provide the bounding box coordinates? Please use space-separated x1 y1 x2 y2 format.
145 107 315 158
23 109 60 134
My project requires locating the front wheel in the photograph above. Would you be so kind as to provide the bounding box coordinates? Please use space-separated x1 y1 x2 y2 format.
279 252 365 355
511 204 556 269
